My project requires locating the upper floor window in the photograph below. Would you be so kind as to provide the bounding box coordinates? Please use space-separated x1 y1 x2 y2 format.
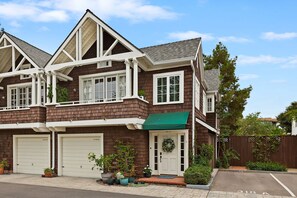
203 91 206 115
207 95 214 112
195 78 200 109
97 50 112 68
80 72 126 103
153 71 184 105
20 64 31 80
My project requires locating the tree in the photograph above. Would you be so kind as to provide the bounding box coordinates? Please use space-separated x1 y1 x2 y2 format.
236 112 285 136
277 101 297 134
204 42 252 136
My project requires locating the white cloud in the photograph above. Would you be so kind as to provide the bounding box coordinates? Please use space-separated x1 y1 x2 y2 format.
0 0 177 23
218 36 251 43
261 32 297 40
239 74 259 81
168 31 250 43
168 31 214 41
9 21 21 28
270 80 287 84
238 55 297 68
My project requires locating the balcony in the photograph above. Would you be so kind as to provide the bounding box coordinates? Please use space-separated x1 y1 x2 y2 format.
46 98 148 129
0 106 46 130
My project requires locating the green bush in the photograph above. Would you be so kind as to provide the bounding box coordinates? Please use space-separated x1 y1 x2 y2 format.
194 144 214 166
246 161 287 172
184 165 212 185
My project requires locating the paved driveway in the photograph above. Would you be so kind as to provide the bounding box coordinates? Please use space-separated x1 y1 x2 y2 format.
0 183 154 198
212 171 297 197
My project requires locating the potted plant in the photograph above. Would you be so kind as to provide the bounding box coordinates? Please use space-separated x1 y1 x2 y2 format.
88 152 115 183
117 172 128 186
128 165 136 183
44 168 53 177
143 165 152 178
0 159 9 174
138 89 146 100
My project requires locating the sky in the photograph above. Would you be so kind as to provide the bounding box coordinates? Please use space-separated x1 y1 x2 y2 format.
0 0 296 118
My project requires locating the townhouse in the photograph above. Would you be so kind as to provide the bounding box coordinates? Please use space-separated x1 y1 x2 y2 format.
0 10 219 178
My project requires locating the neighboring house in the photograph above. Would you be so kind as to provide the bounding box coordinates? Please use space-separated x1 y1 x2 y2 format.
0 10 219 178
258 117 279 126
292 120 297 135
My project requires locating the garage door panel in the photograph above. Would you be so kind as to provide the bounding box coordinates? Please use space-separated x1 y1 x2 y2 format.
60 135 102 178
15 136 50 175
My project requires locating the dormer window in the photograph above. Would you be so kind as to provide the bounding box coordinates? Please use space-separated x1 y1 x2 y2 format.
20 64 31 80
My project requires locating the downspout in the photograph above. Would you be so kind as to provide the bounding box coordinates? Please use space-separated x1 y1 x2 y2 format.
191 41 202 160
190 60 195 160
51 131 55 171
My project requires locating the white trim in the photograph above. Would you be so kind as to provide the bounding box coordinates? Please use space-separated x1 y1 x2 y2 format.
0 34 39 69
0 68 40 79
149 130 188 176
196 118 218 134
203 91 207 115
153 70 184 105
46 118 145 128
62 50 75 62
195 77 200 110
46 11 143 70
13 134 51 174
57 133 104 177
0 122 47 130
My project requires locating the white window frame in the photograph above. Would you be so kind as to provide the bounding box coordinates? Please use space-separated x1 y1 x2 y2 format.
7 82 46 108
203 91 207 115
206 94 215 113
195 77 200 110
7 82 31 108
79 70 126 102
153 71 184 105
20 64 31 80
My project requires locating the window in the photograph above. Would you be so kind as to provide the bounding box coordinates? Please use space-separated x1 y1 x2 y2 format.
207 95 214 112
8 85 32 108
153 71 184 105
203 91 206 115
20 64 31 80
195 78 200 109
97 50 112 68
80 73 126 103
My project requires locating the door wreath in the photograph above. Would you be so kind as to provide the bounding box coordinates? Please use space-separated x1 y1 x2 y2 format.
162 138 175 152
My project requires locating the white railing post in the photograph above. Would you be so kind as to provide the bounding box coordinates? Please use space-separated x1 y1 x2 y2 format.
52 73 57 104
37 74 41 106
125 59 131 98
132 58 138 98
46 73 51 104
31 74 36 105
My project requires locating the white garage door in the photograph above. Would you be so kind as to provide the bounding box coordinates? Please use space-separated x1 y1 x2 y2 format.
14 135 50 174
59 134 103 178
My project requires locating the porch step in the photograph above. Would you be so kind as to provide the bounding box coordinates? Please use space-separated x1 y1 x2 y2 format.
137 176 186 186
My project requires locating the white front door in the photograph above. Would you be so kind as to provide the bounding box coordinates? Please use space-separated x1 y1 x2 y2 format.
149 130 188 176
159 134 178 175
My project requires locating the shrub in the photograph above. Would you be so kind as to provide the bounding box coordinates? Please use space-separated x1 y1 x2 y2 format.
184 165 212 185
194 144 214 166
246 161 287 172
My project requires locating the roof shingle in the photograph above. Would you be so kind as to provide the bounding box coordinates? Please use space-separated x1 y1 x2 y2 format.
141 38 200 63
205 69 220 91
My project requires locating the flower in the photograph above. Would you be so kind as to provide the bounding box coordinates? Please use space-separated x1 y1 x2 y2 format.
143 165 152 174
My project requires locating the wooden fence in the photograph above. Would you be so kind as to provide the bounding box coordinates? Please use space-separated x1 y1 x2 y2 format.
220 136 297 168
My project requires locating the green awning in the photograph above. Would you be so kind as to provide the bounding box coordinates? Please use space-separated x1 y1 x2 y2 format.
143 112 190 130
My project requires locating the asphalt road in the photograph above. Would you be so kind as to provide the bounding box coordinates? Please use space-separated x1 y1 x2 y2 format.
211 171 297 196
0 182 156 198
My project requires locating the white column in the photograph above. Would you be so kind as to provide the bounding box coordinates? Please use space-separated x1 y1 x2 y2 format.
132 58 138 98
46 73 51 104
125 59 131 98
31 74 36 105
37 74 41 106
52 73 57 104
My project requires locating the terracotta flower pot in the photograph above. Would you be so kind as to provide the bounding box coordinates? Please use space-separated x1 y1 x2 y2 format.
0 167 4 174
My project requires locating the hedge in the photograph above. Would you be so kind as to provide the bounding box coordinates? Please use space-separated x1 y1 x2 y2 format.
184 165 212 185
246 161 287 172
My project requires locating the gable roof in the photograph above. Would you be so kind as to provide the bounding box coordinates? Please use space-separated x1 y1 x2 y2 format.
3 32 51 68
205 69 220 91
141 38 200 63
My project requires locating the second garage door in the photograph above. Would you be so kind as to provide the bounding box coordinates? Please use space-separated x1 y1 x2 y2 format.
58 134 103 178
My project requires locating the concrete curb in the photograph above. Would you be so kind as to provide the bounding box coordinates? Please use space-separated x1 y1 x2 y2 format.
219 168 297 175
186 168 219 190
